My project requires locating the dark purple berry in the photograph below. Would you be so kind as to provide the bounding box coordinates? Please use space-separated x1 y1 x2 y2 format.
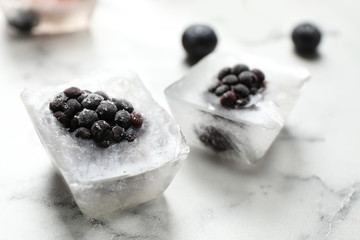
49 93 68 112
78 109 98 128
208 81 222 93
74 127 91 139
96 130 114 148
8 9 39 33
64 87 82 99
63 99 83 116
221 74 239 85
81 94 104 110
131 112 143 129
94 91 109 100
232 84 250 98
236 98 249 107
115 110 132 130
214 85 230 96
238 71 258 88
182 24 217 60
70 115 79 129
112 126 125 142
231 64 249 75
292 23 321 53
251 69 265 83
113 99 134 113
77 90 91 103
217 67 231 80
96 101 117 123
91 120 111 141
53 111 70 126
198 126 232 152
220 91 237 108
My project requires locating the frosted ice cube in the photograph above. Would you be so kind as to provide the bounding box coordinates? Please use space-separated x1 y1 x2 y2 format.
21 70 189 217
1 0 97 35
165 53 309 168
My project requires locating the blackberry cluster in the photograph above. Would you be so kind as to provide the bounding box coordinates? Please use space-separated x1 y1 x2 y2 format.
49 87 143 148
208 64 266 108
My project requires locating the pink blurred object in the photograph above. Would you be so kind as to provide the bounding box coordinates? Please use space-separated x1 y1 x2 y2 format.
1 0 97 35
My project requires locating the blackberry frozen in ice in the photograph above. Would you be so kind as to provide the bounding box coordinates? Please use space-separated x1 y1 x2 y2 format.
165 53 310 168
49 87 144 148
22 71 189 217
209 63 266 109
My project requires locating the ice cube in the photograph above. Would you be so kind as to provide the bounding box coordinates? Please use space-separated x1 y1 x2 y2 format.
21 70 189 217
1 0 97 35
165 53 309 168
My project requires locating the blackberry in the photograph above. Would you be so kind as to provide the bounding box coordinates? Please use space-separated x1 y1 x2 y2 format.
63 99 83 117
50 88 142 148
214 85 230 96
115 110 132 130
292 23 321 53
112 126 125 142
182 24 218 60
198 126 232 152
49 93 68 112
96 101 117 123
220 91 237 108
113 99 134 113
91 120 111 141
217 67 231 80
94 91 110 100
64 87 82 99
238 71 258 88
78 109 99 128
8 9 39 33
232 84 250 99
221 74 239 85
131 112 143 129
81 94 104 110
74 127 91 139
231 64 249 75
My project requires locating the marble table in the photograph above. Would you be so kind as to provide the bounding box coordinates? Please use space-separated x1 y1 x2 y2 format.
1 0 360 239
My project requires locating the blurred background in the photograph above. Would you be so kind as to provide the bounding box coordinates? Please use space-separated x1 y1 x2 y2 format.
1 0 360 239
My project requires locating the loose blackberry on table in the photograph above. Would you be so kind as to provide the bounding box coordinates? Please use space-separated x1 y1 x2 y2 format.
49 87 144 148
209 64 266 109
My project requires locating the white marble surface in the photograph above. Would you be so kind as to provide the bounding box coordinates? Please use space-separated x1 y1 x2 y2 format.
1 0 360 239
